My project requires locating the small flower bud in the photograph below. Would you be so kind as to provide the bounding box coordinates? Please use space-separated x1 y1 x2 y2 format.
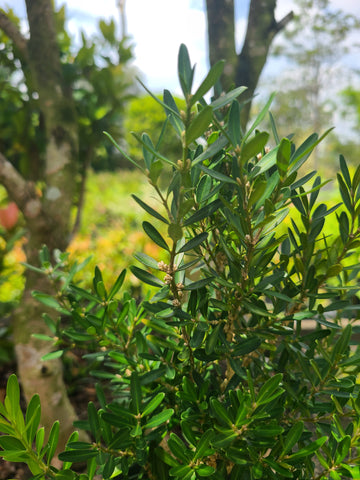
158 261 168 272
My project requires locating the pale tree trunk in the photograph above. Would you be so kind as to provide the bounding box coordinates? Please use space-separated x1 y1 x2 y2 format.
206 0 293 129
0 0 87 456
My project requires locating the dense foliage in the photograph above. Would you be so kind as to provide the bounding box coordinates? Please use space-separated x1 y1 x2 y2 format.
1 45 360 480
124 94 185 167
0 5 133 178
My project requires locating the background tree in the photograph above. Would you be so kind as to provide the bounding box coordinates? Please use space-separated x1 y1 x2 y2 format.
0 0 133 453
342 86 360 131
124 94 185 165
264 0 360 169
205 0 293 129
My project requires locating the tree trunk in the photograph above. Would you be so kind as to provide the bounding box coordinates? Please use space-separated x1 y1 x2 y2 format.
0 0 86 457
206 0 293 129
206 0 237 91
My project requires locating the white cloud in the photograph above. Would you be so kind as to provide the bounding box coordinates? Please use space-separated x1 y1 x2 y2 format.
126 0 207 93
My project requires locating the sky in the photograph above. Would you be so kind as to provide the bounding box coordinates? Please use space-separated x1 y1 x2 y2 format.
3 0 360 96
2 0 360 133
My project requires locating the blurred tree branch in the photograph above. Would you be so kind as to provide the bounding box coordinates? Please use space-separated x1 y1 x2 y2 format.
0 10 28 60
206 0 293 129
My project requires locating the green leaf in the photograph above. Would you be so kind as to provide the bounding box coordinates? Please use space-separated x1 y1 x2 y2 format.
281 421 304 456
232 337 261 356
143 408 174 429
205 324 220 355
163 89 184 136
198 165 238 184
86 402 100 443
210 398 232 426
255 373 283 407
269 111 280 144
141 132 155 169
58 449 98 462
286 436 327 462
142 392 165 417
169 465 193 478
240 131 269 163
104 131 143 171
168 223 183 242
142 221 169 251
262 458 293 478
326 264 343 278
193 429 214 461
243 92 275 142
133 252 160 270
228 100 241 147
132 132 176 167
276 137 291 177
192 135 228 166
183 199 222 226
289 128 333 174
196 465 216 476
0 436 25 451
178 44 194 97
184 277 214 291
248 180 268 208
102 410 135 428
5 374 20 414
186 106 213 145
337 173 352 212
130 372 142 415
103 455 115 479
339 155 351 189
251 146 279 178
252 425 284 437
353 163 360 191
210 86 247 111
148 159 164 185
177 232 208 253
108 269 126 300
168 433 191 463
41 350 64 361
191 60 224 106
335 435 351 464
68 285 102 303
47 421 59 465
132 194 169 224
31 292 66 313
35 427 45 454
130 266 163 288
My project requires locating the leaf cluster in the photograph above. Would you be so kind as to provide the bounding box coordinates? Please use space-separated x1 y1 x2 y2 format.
1 44 360 480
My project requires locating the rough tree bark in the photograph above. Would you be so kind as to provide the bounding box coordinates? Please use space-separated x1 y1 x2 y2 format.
206 0 293 129
0 0 86 455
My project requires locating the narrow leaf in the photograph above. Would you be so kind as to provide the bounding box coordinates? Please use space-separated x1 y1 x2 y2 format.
193 429 215 461
104 131 143 171
130 372 141 415
47 421 59 465
142 392 165 417
130 266 163 288
191 60 225 106
142 221 169 251
177 232 208 253
186 106 213 145
210 86 247 110
132 194 169 224
143 408 174 429
281 421 304 456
